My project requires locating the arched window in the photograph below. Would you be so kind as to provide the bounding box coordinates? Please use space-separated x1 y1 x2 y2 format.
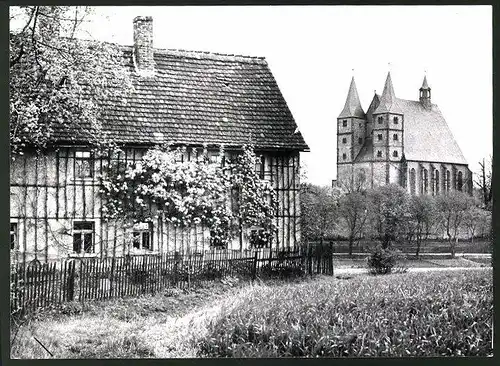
410 168 416 195
457 171 463 191
446 170 450 192
378 116 383 124
393 116 399 124
435 170 440 195
423 169 428 194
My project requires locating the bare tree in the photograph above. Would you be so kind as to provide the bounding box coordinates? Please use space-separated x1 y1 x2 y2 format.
474 156 492 209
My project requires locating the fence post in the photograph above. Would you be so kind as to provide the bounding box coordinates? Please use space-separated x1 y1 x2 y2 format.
252 250 258 282
67 261 75 302
109 256 116 298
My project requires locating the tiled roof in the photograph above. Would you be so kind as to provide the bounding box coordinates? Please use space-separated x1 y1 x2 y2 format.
373 72 403 115
360 94 468 165
53 46 309 151
338 77 365 119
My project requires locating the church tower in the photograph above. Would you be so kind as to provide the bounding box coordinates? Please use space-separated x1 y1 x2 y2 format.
419 75 431 109
371 72 404 184
337 77 366 168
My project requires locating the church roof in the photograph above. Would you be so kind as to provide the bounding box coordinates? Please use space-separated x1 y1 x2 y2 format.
360 94 468 165
373 72 403 115
338 77 366 119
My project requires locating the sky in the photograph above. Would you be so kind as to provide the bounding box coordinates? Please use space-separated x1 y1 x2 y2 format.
14 5 492 186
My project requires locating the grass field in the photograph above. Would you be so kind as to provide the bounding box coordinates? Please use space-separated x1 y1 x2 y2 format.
11 269 492 358
332 256 488 269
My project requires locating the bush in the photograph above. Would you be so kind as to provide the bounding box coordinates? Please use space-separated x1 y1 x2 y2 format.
367 245 407 275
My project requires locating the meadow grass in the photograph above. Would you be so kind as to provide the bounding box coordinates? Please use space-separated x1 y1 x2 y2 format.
11 269 492 358
197 269 493 357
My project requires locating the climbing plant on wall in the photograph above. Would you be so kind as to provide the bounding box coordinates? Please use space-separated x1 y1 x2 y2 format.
100 144 276 248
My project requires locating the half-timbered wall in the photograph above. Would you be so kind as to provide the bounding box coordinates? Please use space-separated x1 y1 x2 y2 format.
10 147 301 262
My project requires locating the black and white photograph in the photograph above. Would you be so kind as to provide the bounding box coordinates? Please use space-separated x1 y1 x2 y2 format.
8 5 493 359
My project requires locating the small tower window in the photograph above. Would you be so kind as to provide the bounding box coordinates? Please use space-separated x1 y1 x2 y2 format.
377 134 383 141
342 153 347 160
393 117 399 124
342 137 347 144
358 137 363 144
393 150 398 157
393 134 398 141
376 150 382 158
342 120 347 127
378 116 383 124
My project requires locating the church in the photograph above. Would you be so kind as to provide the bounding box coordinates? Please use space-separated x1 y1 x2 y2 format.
336 72 472 195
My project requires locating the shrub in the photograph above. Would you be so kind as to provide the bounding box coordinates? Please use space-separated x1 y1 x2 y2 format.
367 245 407 275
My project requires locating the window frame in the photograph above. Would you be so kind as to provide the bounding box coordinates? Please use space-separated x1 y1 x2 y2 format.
393 116 399 124
132 222 153 251
342 120 347 127
376 150 382 158
72 221 95 254
377 134 383 141
392 150 398 157
342 137 347 144
74 150 94 179
377 116 383 124
10 222 18 250
393 133 398 141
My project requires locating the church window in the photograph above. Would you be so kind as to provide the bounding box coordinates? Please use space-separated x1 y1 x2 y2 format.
378 116 383 124
342 137 347 144
446 170 451 191
393 134 398 141
377 134 383 141
393 150 398 157
342 120 347 127
423 169 428 194
393 117 399 124
435 170 440 195
376 150 382 158
358 137 363 144
342 153 347 160
410 169 416 195
457 171 463 191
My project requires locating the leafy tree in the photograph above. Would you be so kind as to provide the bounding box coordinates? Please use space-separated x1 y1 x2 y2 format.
10 6 132 156
408 195 437 257
463 205 491 244
367 184 410 249
300 184 339 245
435 191 475 257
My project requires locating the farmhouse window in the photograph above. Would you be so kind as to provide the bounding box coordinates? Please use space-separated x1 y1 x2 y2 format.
377 134 383 141
342 120 347 127
378 116 383 124
75 151 93 178
255 155 265 179
342 137 347 144
393 150 398 157
376 150 382 158
73 222 94 253
393 117 399 124
10 223 18 250
393 134 398 141
132 222 152 251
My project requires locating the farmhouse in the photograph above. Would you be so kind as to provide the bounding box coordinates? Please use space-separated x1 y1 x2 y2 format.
336 73 472 195
10 16 309 262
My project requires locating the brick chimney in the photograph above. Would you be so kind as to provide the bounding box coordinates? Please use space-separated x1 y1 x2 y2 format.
133 16 154 75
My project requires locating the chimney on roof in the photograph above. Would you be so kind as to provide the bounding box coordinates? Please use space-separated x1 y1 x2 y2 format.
133 16 155 76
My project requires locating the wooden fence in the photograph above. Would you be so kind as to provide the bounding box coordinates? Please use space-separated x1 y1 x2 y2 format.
10 245 333 314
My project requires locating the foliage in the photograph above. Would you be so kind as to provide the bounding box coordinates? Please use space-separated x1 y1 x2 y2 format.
100 145 276 248
366 184 410 248
367 244 407 275
435 191 475 257
9 6 132 156
407 195 437 257
474 156 492 210
338 190 368 255
300 184 340 243
197 270 493 357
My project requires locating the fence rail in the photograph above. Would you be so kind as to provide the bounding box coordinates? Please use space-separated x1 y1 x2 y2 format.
11 245 334 314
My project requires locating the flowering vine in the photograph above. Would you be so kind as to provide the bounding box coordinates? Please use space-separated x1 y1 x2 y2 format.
100 144 276 248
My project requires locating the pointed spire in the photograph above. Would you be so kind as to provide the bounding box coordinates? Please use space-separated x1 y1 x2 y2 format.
420 75 430 90
338 76 366 119
373 72 403 114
